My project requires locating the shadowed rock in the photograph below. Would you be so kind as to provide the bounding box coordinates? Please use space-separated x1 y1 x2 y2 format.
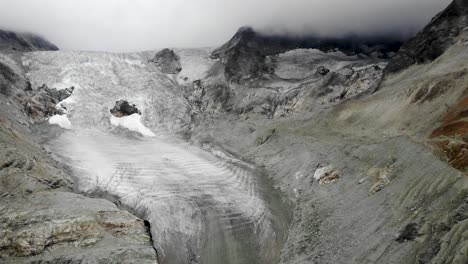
110 100 141 117
212 26 402 82
386 0 468 73
0 60 31 96
22 85 74 120
151 48 182 74
0 29 59 52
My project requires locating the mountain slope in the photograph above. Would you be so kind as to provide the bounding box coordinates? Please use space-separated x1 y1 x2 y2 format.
211 26 402 82
386 0 467 73
0 29 59 52
188 1 468 263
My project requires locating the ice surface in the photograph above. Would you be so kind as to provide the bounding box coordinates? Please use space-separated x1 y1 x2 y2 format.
110 114 155 137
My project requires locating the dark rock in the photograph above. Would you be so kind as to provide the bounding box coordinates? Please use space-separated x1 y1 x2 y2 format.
396 223 419 243
212 26 403 83
22 85 74 120
316 66 330 76
386 0 468 73
44 86 74 102
151 48 182 74
0 60 30 96
0 29 59 52
110 100 141 117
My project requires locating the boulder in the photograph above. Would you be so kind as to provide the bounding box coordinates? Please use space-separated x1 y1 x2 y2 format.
316 66 330 76
110 100 141 117
151 48 182 74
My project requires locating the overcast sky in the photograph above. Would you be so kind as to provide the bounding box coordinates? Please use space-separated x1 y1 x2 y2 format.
0 0 452 52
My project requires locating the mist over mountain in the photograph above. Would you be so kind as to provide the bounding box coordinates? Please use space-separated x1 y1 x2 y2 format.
0 0 452 52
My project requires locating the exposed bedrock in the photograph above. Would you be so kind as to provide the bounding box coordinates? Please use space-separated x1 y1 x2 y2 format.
110 100 142 117
211 26 402 82
386 0 468 73
151 48 182 74
0 29 59 52
21 84 74 120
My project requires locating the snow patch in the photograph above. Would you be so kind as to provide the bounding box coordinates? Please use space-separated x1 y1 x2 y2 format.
313 165 335 180
56 97 76 114
49 114 72 130
110 114 155 137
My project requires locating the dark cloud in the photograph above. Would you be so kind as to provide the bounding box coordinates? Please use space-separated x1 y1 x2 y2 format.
0 0 452 52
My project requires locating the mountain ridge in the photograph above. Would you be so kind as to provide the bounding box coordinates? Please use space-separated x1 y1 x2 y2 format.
0 29 58 52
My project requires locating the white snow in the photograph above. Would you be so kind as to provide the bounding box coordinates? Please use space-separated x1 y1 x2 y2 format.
49 114 72 130
313 165 335 180
175 48 216 85
110 114 155 137
55 96 76 114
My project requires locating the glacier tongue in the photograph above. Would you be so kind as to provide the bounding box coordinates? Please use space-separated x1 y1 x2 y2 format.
26 50 290 264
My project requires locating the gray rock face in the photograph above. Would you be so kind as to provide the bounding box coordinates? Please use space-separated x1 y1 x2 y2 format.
151 48 182 74
386 0 468 73
110 100 142 117
196 48 386 119
0 59 30 96
211 26 402 82
315 66 330 76
210 27 273 82
0 29 59 52
21 84 74 120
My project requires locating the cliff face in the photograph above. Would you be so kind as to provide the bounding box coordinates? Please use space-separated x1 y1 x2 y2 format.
0 29 59 52
386 0 468 73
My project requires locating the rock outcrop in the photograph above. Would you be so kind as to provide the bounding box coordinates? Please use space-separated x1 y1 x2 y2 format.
0 29 59 52
110 100 142 117
22 84 74 120
0 58 30 96
151 48 182 74
211 26 403 82
386 0 468 73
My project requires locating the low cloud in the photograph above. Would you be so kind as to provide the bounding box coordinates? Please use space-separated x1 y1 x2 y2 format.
0 0 452 52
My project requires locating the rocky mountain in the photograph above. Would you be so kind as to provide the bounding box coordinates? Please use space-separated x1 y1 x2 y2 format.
0 29 59 52
211 26 402 82
386 0 468 73
1 1 467 264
